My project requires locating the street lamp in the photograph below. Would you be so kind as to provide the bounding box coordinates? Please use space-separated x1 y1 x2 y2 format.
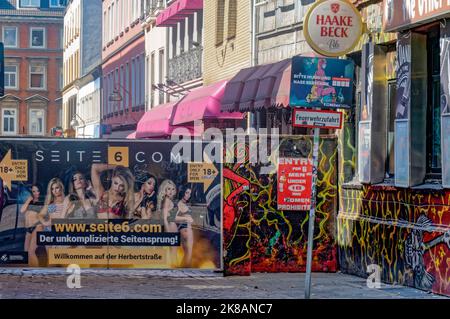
70 113 86 138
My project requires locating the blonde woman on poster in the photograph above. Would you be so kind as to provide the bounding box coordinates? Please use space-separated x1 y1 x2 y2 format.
91 164 135 219
37 178 66 262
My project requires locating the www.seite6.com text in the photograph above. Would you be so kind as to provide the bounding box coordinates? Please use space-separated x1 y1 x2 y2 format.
36 220 180 247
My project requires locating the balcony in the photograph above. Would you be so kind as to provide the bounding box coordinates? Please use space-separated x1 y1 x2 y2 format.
168 46 202 85
143 0 166 22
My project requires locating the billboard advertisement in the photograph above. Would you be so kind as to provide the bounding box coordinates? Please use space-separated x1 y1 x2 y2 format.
277 157 313 211
290 56 354 109
0 139 222 269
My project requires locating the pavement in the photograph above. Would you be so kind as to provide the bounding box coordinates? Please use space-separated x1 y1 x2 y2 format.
0 269 448 299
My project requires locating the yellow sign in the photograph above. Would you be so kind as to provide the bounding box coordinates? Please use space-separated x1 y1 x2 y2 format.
188 162 218 192
0 150 28 190
108 146 129 167
48 248 167 266
304 0 363 57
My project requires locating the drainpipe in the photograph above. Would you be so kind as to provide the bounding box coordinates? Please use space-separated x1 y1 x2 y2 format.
250 0 268 132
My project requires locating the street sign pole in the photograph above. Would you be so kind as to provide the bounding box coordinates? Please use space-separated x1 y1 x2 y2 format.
305 126 320 299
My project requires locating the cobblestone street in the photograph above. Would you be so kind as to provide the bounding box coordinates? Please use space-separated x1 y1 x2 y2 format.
0 269 447 299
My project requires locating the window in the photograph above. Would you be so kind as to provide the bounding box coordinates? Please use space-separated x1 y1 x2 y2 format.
29 109 45 135
59 28 63 49
30 28 46 48
426 30 441 175
103 11 107 46
57 106 62 127
50 0 65 8
158 49 164 104
59 64 63 90
20 0 40 7
103 76 107 117
145 56 149 107
4 65 18 89
111 2 115 38
125 63 129 110
30 64 46 89
150 52 155 107
386 80 396 178
180 20 185 53
131 59 136 108
120 65 125 111
227 0 237 39
2 109 17 135
115 68 119 112
3 27 18 48
215 0 225 46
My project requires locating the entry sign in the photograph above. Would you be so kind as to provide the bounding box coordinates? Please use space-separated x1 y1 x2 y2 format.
304 0 363 57
293 109 342 129
277 158 313 211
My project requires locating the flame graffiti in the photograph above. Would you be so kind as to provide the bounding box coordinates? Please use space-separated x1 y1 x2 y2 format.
223 135 338 275
337 111 450 296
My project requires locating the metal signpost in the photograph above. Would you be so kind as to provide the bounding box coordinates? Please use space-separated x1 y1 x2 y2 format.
304 126 320 299
295 0 362 299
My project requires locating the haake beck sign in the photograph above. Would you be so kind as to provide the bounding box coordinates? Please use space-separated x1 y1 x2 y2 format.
304 0 363 57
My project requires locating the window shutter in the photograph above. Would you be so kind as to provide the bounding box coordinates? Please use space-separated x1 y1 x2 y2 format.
394 31 427 187
216 0 225 46
227 0 237 40
358 42 387 184
441 20 450 187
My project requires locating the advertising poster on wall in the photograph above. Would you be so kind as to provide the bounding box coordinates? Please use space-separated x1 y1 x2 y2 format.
290 56 354 109
277 158 313 211
0 139 222 269
396 32 411 120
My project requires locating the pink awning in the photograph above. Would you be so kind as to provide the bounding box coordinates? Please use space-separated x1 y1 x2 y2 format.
171 80 245 125
126 132 136 139
156 0 203 27
135 102 202 138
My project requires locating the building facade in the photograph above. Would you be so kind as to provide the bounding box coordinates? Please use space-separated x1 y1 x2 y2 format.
101 0 146 138
203 0 251 85
63 0 102 138
338 0 450 297
0 0 65 136
142 0 168 110
155 0 203 97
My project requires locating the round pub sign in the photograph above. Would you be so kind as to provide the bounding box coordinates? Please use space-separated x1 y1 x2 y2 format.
304 0 363 57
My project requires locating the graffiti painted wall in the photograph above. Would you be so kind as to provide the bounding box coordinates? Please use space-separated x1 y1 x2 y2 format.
338 110 450 297
338 185 450 296
223 135 338 275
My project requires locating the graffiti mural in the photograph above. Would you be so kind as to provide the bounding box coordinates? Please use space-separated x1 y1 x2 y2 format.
338 185 450 296
223 135 338 275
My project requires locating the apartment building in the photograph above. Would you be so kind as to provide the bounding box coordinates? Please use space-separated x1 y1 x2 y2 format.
101 0 146 138
0 0 65 136
62 0 102 138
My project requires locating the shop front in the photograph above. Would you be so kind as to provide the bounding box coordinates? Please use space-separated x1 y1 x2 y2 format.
338 0 450 296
